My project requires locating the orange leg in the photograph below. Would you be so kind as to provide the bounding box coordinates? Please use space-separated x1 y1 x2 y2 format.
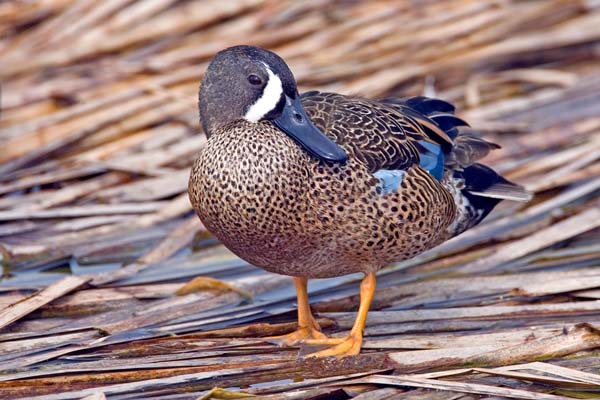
303 272 376 357
269 277 327 346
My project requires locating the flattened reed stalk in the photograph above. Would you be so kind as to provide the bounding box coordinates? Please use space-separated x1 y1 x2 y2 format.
0 0 599 399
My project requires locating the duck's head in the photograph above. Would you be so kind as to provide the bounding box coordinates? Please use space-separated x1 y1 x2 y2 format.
199 45 347 163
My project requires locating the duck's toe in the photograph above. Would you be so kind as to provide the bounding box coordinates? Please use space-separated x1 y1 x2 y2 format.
269 326 328 347
302 333 363 358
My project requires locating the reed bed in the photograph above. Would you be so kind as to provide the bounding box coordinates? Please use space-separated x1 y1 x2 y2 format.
1 0 600 399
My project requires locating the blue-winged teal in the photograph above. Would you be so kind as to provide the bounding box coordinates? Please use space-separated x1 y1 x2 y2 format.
189 45 530 357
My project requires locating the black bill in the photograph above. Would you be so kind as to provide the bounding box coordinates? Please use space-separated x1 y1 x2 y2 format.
272 96 348 163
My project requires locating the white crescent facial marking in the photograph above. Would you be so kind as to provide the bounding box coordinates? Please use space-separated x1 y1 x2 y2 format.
244 63 283 123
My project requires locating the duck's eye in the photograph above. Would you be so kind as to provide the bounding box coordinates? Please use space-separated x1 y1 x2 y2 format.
247 74 262 85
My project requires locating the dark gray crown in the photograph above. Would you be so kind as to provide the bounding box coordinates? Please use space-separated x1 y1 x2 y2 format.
199 45 298 135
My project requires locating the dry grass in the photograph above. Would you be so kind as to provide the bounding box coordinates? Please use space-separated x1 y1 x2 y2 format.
1 0 600 399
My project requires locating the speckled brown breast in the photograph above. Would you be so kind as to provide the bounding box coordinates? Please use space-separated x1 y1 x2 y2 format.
189 119 455 278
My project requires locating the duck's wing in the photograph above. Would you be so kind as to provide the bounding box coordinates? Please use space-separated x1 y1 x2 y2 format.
383 96 531 202
302 91 488 179
301 91 448 177
301 91 530 234
383 96 504 170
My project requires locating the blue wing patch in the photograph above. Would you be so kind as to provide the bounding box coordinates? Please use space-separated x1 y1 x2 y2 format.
374 140 443 194
417 140 444 181
374 169 405 195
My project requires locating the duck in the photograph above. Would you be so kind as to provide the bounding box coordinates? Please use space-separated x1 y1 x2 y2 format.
189 45 531 358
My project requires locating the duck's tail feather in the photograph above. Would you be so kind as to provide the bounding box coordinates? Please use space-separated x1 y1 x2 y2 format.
445 134 501 169
462 163 531 203
447 163 532 236
467 183 533 202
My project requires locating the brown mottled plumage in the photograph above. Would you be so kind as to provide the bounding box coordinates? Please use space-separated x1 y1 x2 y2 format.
190 118 454 278
189 45 530 357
